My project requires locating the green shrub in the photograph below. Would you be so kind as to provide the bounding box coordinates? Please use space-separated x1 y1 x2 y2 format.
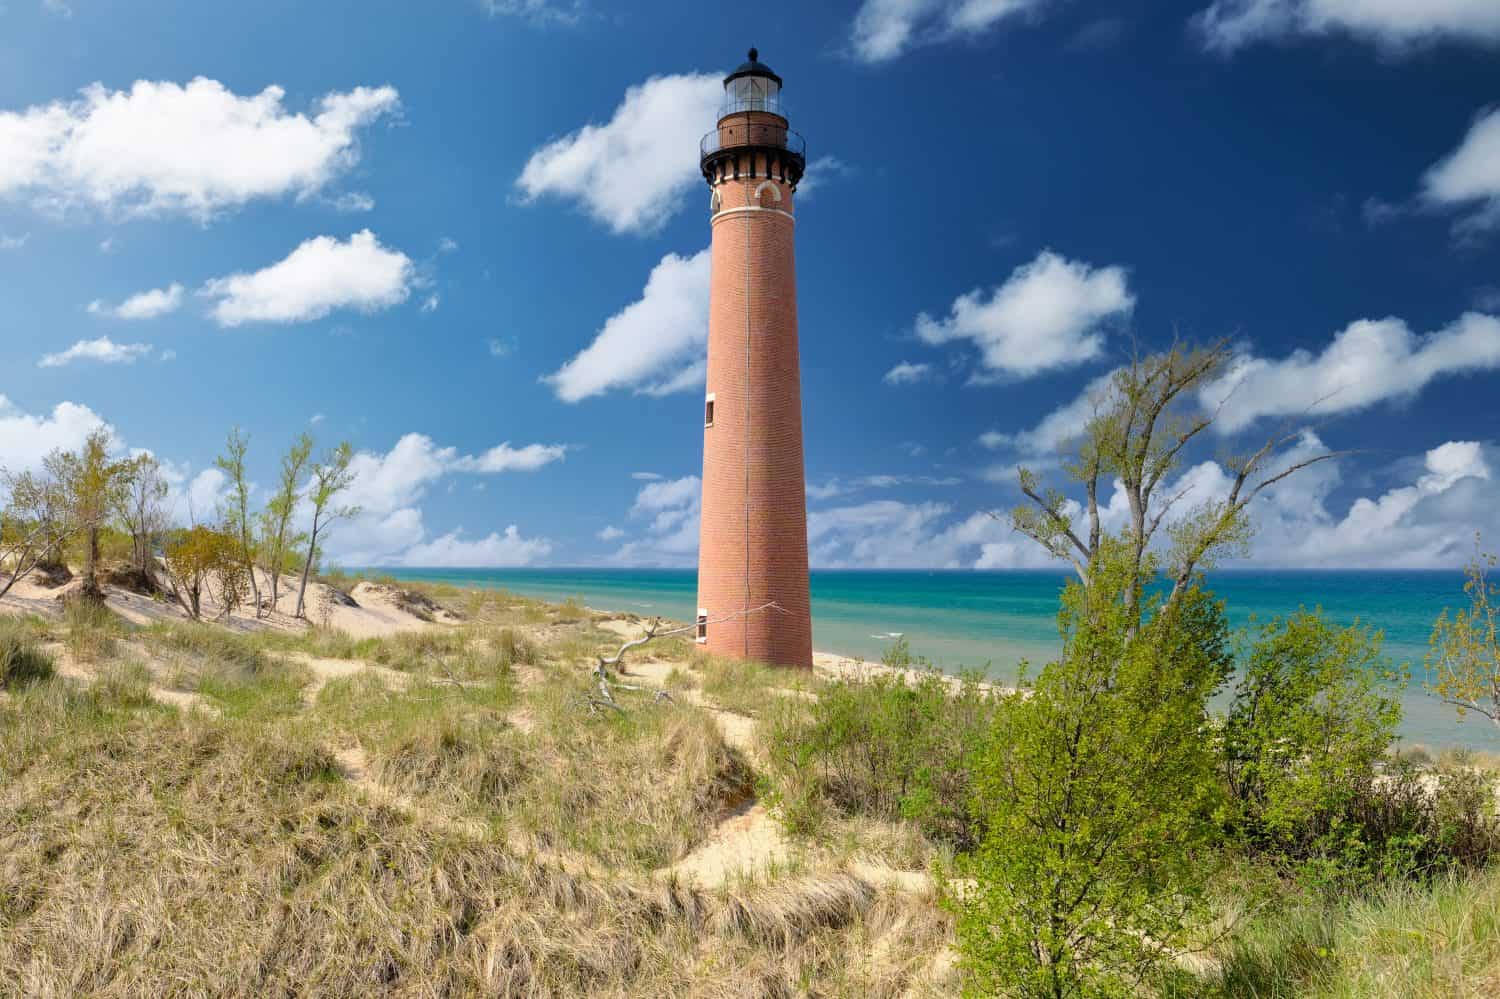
1220 611 1406 885
0 618 55 688
761 651 994 847
954 574 1232 999
1222 611 1399 838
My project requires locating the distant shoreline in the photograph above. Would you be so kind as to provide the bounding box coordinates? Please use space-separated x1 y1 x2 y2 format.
368 565 1500 754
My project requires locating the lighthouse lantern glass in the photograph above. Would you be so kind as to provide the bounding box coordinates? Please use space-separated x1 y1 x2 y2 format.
725 75 780 115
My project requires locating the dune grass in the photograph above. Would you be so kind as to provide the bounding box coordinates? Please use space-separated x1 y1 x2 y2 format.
1153 868 1500 997
0 700 934 995
0 585 954 995
62 598 131 662
0 615 55 688
11 578 1498 996
694 651 820 718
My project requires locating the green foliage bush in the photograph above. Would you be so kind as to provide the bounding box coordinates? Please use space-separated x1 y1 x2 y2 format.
1217 611 1497 888
1220 611 1402 874
954 571 1233 999
761 651 994 848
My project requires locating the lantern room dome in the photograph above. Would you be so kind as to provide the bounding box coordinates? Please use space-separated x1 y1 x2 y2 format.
720 47 784 118
724 47 782 87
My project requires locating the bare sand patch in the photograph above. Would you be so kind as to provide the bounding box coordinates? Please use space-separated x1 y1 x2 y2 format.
658 800 795 886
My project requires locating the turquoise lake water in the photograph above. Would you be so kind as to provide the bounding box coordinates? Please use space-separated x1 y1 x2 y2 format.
370 567 1496 752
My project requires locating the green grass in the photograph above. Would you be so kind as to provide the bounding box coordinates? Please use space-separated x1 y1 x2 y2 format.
1166 868 1500 997
364 628 472 672
696 653 818 717
62 598 131 662
0 616 55 688
244 626 382 661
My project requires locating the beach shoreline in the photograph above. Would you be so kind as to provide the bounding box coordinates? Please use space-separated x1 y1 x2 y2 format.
374 569 1499 753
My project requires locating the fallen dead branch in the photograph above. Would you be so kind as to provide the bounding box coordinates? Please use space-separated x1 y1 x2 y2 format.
581 602 787 715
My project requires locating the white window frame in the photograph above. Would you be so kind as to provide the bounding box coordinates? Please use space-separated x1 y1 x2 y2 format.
704 392 716 428
696 609 709 643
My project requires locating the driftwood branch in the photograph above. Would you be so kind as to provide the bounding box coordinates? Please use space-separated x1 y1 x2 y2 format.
580 601 788 715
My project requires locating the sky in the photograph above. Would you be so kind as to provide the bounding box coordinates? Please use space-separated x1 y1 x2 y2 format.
2 0 1500 571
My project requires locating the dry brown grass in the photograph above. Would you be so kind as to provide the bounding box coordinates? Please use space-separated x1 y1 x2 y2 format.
0 584 955 996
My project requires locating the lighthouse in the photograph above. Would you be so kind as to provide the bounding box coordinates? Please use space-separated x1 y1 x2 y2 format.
695 48 813 668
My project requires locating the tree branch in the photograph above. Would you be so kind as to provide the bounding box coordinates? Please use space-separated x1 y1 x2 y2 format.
584 601 788 714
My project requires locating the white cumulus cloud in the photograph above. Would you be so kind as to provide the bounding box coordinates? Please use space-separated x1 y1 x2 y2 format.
395 526 552 567
545 248 710 401
1421 107 1500 235
38 335 154 368
605 474 702 566
0 78 399 221
202 230 415 326
1193 0 1500 53
516 73 721 235
980 370 1117 455
87 282 183 320
478 0 585 25
1201 312 1500 433
0 396 112 473
453 442 569 473
810 436 1500 571
849 0 1054 63
915 250 1134 380
883 361 935 385
319 431 564 565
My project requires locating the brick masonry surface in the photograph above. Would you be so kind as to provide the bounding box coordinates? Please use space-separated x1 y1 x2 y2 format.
697 170 813 668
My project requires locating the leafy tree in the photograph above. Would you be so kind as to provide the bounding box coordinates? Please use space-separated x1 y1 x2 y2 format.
294 441 358 619
1221 611 1400 866
259 433 312 616
1426 540 1500 729
1011 341 1337 632
113 453 169 579
0 466 69 598
958 549 1232 998
46 429 134 602
215 428 261 613
162 525 240 621
953 342 1338 996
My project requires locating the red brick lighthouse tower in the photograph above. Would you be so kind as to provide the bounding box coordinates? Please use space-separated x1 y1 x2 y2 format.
695 48 812 668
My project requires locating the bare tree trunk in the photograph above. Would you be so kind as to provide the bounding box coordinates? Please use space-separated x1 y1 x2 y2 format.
294 510 321 619
246 553 261 615
0 545 37 599
80 525 104 602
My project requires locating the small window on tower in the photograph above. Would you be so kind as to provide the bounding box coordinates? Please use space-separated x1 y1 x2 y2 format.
704 393 716 428
696 610 709 643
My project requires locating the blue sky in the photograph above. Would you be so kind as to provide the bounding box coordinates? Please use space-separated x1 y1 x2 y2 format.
3 0 1500 570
